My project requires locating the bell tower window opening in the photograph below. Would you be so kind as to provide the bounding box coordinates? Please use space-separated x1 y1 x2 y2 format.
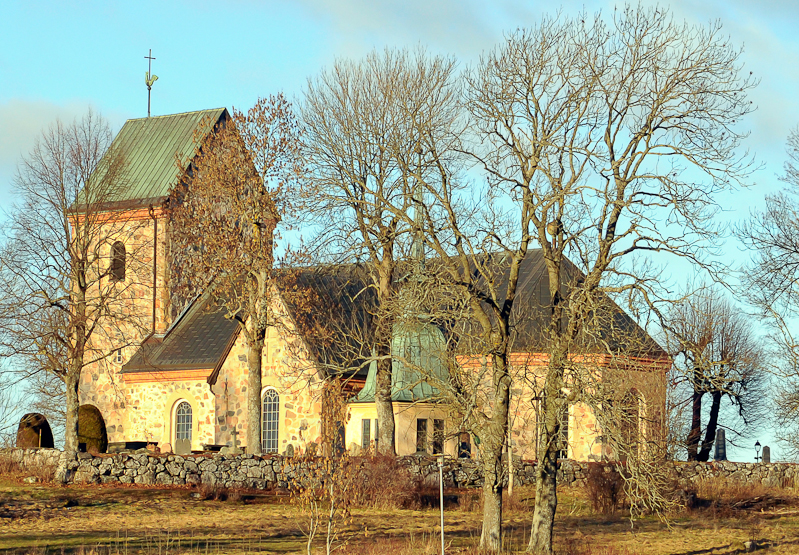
110 241 126 281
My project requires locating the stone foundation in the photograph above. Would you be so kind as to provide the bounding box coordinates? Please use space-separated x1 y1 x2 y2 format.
4 448 799 491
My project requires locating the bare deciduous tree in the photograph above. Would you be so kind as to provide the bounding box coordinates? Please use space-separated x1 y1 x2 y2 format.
397 7 755 553
300 48 461 455
739 126 799 459
664 287 766 461
167 95 303 455
0 111 151 464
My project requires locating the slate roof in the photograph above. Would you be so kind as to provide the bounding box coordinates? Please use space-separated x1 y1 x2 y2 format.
122 252 665 383
122 291 239 374
94 108 227 208
277 265 376 379
463 250 666 358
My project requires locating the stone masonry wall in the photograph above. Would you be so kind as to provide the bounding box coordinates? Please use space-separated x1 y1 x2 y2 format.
6 448 799 491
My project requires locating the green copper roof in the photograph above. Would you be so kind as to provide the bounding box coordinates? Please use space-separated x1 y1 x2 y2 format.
353 322 450 403
101 108 227 205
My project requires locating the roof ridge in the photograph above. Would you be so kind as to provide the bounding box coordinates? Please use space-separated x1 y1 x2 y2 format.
124 107 226 123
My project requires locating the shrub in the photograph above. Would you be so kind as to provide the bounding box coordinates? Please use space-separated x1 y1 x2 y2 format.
583 463 626 515
0 453 55 484
346 453 414 509
197 483 229 501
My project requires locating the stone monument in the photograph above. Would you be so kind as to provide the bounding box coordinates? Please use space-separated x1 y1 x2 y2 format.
713 428 727 461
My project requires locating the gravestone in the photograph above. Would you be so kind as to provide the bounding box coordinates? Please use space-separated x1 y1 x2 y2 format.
15 413 54 449
713 429 727 461
174 438 191 455
762 445 771 464
226 428 243 455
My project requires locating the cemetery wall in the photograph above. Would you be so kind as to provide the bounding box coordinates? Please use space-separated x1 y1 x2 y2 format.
4 448 799 490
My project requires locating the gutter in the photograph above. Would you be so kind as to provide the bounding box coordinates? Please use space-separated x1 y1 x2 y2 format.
149 204 158 334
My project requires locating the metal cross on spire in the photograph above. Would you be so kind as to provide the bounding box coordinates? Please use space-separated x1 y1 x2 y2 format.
145 49 158 117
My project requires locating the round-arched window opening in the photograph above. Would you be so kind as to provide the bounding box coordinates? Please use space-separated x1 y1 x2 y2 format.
262 389 279 453
175 401 192 442
110 241 126 281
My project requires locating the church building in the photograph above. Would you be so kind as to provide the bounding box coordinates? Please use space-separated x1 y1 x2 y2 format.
77 108 670 460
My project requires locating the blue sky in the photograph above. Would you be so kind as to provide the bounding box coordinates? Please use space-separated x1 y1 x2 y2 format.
1 0 797 461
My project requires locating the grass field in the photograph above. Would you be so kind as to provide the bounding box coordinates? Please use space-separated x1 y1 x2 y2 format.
2 468 799 554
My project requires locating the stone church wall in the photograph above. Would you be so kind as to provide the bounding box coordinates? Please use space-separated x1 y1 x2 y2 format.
79 211 172 445
210 295 325 453
123 378 216 451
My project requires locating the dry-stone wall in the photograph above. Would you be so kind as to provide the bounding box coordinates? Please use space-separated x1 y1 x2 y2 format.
5 448 61 470
4 448 799 490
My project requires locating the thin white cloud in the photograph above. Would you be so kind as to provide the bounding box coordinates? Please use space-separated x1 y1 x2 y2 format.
0 99 130 212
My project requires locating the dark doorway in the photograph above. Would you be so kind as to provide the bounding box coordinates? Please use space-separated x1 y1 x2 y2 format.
78 405 108 453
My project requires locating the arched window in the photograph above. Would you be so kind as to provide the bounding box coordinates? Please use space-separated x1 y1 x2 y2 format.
619 390 641 461
175 401 192 441
262 389 279 453
110 241 126 281
556 404 569 460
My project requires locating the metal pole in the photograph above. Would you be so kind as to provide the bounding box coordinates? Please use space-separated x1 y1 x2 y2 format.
508 424 514 497
439 455 445 555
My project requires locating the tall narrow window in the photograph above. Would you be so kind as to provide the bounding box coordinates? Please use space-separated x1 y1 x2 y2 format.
175 401 192 441
262 389 279 453
432 419 445 455
416 418 428 453
556 405 569 460
110 241 126 281
458 432 471 458
361 418 371 450
619 391 640 462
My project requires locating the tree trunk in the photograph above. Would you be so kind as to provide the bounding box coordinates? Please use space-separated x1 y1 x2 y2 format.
374 352 395 455
63 369 81 453
64 266 87 456
686 386 704 461
247 338 264 454
246 272 269 455
480 447 504 551
375 261 396 455
697 391 723 462
528 393 560 555
479 352 511 552
56 366 82 485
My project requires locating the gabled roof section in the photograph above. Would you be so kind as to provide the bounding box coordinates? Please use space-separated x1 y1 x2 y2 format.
122 290 239 374
277 265 375 380
99 108 227 207
439 249 667 359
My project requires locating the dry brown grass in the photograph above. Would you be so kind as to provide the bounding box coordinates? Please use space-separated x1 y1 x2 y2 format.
1 477 799 554
682 475 799 519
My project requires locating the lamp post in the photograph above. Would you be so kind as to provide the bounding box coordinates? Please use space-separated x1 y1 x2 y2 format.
754 440 762 463
438 455 445 555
